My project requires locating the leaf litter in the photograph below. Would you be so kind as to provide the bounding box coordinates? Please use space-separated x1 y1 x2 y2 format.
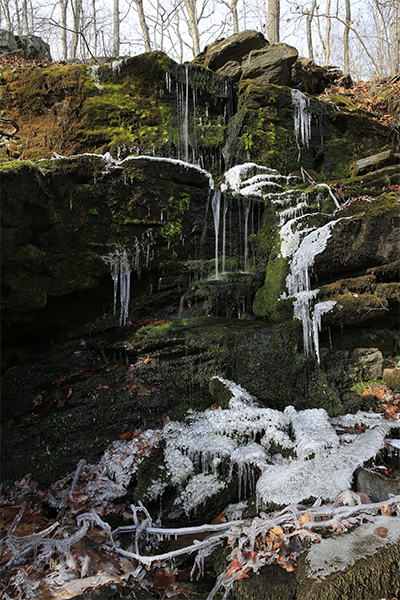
2 379 400 598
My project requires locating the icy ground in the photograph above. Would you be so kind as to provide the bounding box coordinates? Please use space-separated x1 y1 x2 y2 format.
102 377 398 515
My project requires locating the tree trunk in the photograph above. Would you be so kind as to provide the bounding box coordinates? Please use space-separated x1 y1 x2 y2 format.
60 0 68 61
184 0 200 56
267 0 280 43
70 0 82 59
113 0 119 56
324 0 331 65
92 0 98 57
1 0 13 31
134 0 152 52
232 0 239 33
22 0 29 33
306 0 316 60
15 0 23 35
343 0 351 74
392 0 400 75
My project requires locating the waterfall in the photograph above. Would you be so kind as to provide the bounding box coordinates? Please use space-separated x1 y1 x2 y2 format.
212 190 221 279
244 200 251 272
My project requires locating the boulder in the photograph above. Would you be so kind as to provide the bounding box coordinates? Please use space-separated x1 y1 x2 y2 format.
15 34 51 61
384 365 400 390
296 516 400 600
0 29 51 60
350 348 384 380
217 59 242 82
241 44 298 86
350 149 398 177
291 57 328 94
203 30 268 71
0 29 19 55
355 467 400 502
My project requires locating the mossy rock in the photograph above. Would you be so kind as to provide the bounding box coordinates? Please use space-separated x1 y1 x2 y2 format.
232 563 297 599
297 516 400 600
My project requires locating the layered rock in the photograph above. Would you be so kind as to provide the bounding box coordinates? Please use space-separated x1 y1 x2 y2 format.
0 28 51 60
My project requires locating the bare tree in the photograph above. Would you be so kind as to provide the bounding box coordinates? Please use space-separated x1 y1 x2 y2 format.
184 0 200 55
343 0 351 74
324 0 331 65
70 0 82 58
305 0 316 59
113 0 119 55
59 0 68 60
92 0 98 57
393 0 400 74
134 0 152 52
217 0 239 33
267 0 279 42
0 0 13 30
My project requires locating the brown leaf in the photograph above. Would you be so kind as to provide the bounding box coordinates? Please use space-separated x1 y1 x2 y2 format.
381 505 390 516
154 571 175 590
373 526 388 537
211 511 226 524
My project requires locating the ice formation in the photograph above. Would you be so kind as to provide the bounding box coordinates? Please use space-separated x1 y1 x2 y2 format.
105 246 132 326
286 218 346 359
142 377 395 516
221 163 292 195
101 430 161 486
291 89 312 150
212 190 221 278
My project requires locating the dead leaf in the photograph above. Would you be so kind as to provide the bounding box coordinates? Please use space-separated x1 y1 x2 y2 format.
143 356 153 364
211 511 226 524
373 526 388 537
154 571 175 590
381 505 391 516
298 512 312 524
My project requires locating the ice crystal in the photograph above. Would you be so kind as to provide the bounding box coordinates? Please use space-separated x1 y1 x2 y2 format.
256 423 391 507
148 378 396 514
100 430 161 486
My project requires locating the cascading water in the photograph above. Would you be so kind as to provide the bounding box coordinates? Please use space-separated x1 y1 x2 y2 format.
220 161 345 361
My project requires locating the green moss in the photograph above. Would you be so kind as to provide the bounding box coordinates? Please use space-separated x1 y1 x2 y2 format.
330 94 356 109
253 255 290 320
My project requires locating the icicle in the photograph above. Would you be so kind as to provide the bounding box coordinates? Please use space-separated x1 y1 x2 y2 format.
312 301 337 363
222 194 228 273
244 200 251 272
291 89 312 152
212 190 221 279
105 247 132 327
286 218 347 357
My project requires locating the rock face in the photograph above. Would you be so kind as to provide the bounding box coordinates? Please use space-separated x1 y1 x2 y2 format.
201 30 298 87
0 37 399 600
0 29 51 60
241 43 298 86
0 29 18 54
203 30 268 72
0 34 399 527
350 149 398 177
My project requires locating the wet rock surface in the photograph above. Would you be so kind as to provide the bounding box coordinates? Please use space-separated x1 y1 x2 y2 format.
1 34 399 600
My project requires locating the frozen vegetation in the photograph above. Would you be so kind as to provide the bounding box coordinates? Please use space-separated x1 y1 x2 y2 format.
118 377 397 516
